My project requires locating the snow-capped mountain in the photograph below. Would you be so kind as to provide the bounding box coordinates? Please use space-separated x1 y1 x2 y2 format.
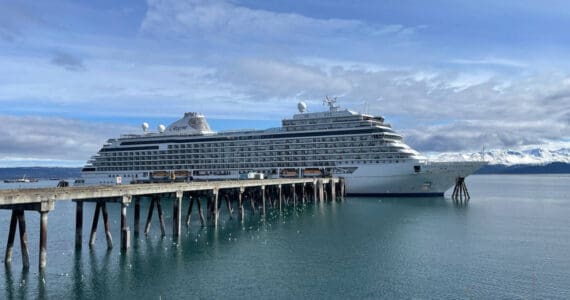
431 148 570 166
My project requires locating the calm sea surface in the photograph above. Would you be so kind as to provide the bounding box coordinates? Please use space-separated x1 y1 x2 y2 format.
0 174 569 299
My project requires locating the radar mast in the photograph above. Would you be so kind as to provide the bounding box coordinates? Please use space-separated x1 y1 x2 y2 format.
323 96 339 112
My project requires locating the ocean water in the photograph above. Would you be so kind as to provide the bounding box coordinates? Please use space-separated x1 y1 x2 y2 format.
0 174 569 299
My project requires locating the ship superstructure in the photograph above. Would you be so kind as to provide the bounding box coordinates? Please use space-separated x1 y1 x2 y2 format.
81 100 484 196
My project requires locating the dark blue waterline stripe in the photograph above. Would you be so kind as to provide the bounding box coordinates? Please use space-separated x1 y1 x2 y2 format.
347 192 444 197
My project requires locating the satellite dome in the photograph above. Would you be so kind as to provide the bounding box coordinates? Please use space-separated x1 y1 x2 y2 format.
142 122 149 132
297 101 307 113
158 124 166 133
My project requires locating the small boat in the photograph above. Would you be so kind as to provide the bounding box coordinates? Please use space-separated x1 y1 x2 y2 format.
3 175 38 183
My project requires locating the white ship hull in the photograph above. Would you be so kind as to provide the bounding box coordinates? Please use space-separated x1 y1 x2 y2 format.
340 161 485 196
80 160 485 196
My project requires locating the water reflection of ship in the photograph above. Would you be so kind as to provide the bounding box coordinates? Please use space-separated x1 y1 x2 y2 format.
3 175 39 183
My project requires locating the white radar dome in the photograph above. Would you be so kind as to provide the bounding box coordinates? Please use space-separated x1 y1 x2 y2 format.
297 101 307 113
158 124 166 133
142 122 149 132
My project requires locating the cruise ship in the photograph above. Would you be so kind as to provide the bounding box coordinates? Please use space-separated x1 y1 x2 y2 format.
80 99 485 196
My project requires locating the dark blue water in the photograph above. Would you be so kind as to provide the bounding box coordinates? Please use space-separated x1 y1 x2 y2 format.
0 175 569 299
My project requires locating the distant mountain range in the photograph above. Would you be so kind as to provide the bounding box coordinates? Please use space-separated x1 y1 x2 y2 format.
432 147 570 174
434 147 570 165
0 167 81 180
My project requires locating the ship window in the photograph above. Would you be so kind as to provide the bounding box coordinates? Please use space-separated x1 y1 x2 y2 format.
414 165 421 173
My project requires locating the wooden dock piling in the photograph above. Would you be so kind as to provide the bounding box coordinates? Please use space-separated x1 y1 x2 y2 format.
278 185 283 211
173 191 182 236
318 179 324 202
75 201 83 248
4 210 18 265
185 194 194 226
239 188 245 220
213 189 219 226
101 202 113 248
261 186 266 216
155 196 166 236
89 202 102 247
144 196 155 235
4 209 29 268
39 211 48 270
134 197 140 235
121 195 131 250
329 182 336 201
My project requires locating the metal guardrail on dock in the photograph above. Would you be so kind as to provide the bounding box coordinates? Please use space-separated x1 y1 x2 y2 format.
0 177 345 271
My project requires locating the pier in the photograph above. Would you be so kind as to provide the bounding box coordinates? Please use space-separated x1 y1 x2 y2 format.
0 177 345 270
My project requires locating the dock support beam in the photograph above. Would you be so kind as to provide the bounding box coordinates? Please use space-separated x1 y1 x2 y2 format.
144 195 166 236
185 194 206 227
292 184 297 207
173 191 182 236
278 185 283 212
185 194 194 226
261 186 266 217
239 188 245 220
4 209 29 269
88 201 113 248
4 210 18 266
318 179 324 203
313 180 318 203
39 211 48 270
120 195 131 251
102 202 113 248
38 199 53 270
134 196 140 235
224 194 233 219
330 178 336 201
4 200 53 270
75 201 83 249
213 189 219 226
156 196 166 236
89 202 101 247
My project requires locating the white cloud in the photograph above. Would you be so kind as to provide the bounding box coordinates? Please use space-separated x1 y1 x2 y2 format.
141 0 417 43
450 57 528 68
1 0 568 163
222 59 352 99
212 58 570 152
0 115 135 162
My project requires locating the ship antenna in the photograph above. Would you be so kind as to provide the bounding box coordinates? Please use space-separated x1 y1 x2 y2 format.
323 96 339 112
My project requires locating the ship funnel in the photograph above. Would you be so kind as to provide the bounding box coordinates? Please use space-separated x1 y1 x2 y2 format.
165 112 214 134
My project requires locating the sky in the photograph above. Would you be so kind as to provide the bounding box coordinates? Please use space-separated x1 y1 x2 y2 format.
0 0 569 167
